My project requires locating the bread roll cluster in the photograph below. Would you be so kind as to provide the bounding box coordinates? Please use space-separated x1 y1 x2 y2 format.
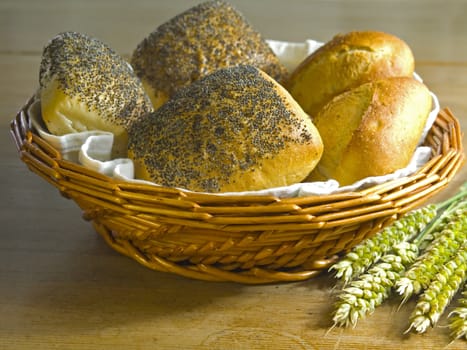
285 31 432 185
38 0 434 192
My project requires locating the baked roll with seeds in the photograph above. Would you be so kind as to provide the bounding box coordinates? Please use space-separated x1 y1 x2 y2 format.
130 0 288 109
39 31 153 157
128 65 323 193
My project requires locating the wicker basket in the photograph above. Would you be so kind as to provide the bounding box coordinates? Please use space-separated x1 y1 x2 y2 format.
10 95 465 284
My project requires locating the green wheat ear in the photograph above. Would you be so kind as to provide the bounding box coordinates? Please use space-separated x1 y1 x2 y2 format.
329 205 437 284
448 286 467 341
396 209 467 303
407 241 467 334
328 181 467 343
332 242 419 328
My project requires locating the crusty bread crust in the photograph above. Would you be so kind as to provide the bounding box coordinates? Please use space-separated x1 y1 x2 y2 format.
286 31 415 118
307 77 432 186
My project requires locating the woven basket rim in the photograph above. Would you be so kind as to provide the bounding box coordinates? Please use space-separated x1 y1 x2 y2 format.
9 94 466 283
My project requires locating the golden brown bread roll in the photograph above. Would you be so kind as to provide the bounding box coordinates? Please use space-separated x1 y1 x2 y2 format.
130 0 288 109
306 76 432 186
39 31 153 157
286 31 415 118
128 65 323 193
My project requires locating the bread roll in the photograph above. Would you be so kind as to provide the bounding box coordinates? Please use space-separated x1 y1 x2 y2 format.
128 65 323 193
130 0 288 109
286 31 415 118
39 31 153 157
307 77 432 186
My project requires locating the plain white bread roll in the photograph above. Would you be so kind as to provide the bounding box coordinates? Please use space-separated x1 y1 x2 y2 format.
39 31 153 157
307 77 433 186
286 30 415 118
128 65 323 193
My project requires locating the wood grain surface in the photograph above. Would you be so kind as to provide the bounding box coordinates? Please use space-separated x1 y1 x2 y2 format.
1 1 466 349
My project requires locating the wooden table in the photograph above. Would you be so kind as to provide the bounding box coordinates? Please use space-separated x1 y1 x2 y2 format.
1 1 466 349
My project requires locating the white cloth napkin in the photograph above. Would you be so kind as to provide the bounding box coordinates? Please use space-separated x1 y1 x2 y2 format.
30 39 440 197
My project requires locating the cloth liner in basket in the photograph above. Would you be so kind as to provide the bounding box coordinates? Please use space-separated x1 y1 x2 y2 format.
10 39 466 284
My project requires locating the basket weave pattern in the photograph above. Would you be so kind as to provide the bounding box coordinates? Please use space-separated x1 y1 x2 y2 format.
10 96 465 284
